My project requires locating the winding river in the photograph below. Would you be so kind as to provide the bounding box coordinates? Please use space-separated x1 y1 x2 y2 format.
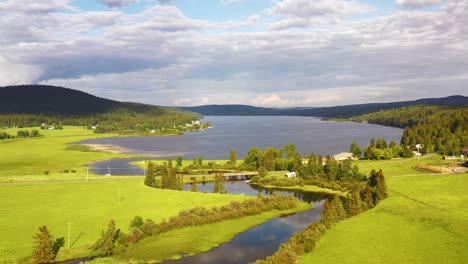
165 182 327 264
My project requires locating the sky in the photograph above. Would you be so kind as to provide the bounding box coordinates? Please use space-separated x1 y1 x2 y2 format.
0 0 467 107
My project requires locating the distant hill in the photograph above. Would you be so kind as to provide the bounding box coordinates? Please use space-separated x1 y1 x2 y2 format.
180 95 468 118
0 85 169 115
0 85 200 133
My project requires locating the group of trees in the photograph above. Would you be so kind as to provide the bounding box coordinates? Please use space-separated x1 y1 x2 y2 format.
351 138 414 160
144 161 183 190
256 170 387 264
0 129 42 140
353 105 467 155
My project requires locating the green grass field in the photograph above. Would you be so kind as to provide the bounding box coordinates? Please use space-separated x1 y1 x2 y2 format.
299 158 468 264
0 180 253 262
0 126 135 182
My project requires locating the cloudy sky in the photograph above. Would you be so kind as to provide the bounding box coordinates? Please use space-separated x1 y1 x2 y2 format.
0 0 467 107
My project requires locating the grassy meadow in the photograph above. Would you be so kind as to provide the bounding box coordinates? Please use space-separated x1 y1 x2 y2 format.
299 157 468 264
0 180 254 262
0 126 136 182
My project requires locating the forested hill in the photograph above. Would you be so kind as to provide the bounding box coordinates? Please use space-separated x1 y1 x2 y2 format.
0 85 201 134
1 85 161 115
180 95 468 118
353 105 468 155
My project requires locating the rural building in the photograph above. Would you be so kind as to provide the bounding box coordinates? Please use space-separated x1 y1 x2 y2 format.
413 151 422 156
443 156 457 160
333 152 356 161
285 172 296 178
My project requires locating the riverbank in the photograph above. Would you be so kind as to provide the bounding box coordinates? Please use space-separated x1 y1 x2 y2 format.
253 183 346 196
80 144 135 153
93 202 313 263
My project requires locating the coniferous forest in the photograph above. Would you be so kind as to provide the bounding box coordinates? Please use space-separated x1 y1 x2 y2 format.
353 105 467 155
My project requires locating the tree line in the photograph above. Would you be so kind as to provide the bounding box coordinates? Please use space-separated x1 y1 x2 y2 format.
353 105 467 155
0 129 42 140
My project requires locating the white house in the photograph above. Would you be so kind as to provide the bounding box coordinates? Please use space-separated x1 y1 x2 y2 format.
150 129 156 133
285 172 296 178
333 152 355 161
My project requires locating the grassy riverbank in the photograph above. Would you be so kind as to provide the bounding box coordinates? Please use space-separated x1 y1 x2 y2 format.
95 202 313 263
299 158 468 264
0 180 253 263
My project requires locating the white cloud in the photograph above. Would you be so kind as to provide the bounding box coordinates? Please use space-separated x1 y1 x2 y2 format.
251 94 291 107
1 0 467 107
0 56 43 86
96 0 139 8
396 0 444 8
268 0 372 29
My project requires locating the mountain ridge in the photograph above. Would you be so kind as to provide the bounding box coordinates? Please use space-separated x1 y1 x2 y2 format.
180 95 468 118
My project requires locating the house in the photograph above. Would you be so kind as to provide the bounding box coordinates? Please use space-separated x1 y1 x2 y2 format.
192 120 201 125
333 152 356 161
285 172 296 178
443 156 457 160
413 151 422 156
150 129 156 133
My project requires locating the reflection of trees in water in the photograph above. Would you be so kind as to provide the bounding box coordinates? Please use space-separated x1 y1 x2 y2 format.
249 185 331 203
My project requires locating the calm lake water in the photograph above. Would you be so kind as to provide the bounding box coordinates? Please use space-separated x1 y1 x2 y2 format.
80 116 402 160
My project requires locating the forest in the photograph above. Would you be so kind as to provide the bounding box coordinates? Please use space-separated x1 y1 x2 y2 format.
0 85 202 134
352 105 467 155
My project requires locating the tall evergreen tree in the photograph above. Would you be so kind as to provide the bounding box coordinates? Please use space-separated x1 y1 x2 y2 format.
345 189 362 217
32 226 56 264
229 149 237 166
144 161 155 187
331 195 347 221
191 177 198 192
321 198 337 228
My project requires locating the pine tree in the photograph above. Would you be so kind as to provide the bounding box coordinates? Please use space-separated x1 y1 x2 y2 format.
191 177 198 192
144 161 155 187
229 149 237 166
321 199 337 228
92 220 120 256
376 170 387 200
32 226 56 264
331 195 347 221
361 184 375 209
345 189 362 217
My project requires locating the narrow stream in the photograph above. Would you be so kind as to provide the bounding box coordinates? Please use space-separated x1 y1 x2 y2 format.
163 182 327 264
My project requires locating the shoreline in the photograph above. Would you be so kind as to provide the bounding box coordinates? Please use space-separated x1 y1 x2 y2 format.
82 143 134 153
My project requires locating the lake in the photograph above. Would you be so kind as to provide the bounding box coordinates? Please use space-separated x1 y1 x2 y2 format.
79 116 402 160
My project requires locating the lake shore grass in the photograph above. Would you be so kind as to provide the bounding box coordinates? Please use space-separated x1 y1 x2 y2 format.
298 158 468 264
0 126 142 183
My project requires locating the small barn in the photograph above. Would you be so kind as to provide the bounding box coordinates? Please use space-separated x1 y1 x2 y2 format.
285 172 296 178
